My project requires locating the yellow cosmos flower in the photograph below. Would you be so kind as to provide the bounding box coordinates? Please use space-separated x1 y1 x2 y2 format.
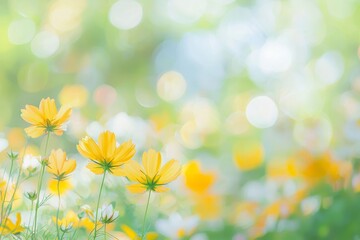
47 149 76 195
77 131 136 175
183 160 215 194
123 149 181 193
233 144 264 171
21 97 72 138
0 213 25 236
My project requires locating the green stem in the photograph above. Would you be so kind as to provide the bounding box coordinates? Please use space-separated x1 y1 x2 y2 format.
104 223 106 240
1 156 14 220
93 171 106 240
0 141 28 238
28 201 34 229
60 231 65 240
56 180 61 240
141 190 152 240
32 132 50 238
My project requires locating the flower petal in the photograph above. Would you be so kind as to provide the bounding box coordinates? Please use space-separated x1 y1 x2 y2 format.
39 98 57 120
21 105 44 125
77 136 102 161
154 185 170 193
126 184 147 194
113 140 136 164
142 149 161 179
123 160 146 183
98 131 116 161
157 160 181 185
86 162 105 175
24 126 46 138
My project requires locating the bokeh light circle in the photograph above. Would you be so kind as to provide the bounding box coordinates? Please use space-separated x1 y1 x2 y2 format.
8 18 36 45
59 84 88 108
157 71 187 101
245 96 278 128
109 0 143 30
31 31 60 58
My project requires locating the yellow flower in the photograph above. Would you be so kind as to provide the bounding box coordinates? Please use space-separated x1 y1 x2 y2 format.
47 149 76 195
183 160 215 194
0 213 25 235
123 149 181 193
233 143 264 171
47 149 76 179
121 224 158 240
21 97 72 138
53 211 79 231
77 131 136 175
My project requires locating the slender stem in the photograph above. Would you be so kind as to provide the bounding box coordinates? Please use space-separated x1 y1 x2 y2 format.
60 231 65 240
93 171 106 240
0 142 28 238
56 180 61 240
28 201 34 229
1 157 14 220
141 190 152 240
104 223 107 240
32 132 51 238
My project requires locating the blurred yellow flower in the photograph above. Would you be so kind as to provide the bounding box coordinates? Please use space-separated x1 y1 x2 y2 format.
77 131 135 175
291 151 352 186
0 212 24 235
193 194 221 220
124 149 181 193
7 128 26 151
120 224 158 240
233 144 264 171
183 160 215 193
21 97 72 138
47 149 76 195
59 84 88 108
53 210 79 230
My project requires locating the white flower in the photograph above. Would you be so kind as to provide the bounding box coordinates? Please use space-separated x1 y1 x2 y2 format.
155 213 199 239
99 204 119 224
22 154 41 172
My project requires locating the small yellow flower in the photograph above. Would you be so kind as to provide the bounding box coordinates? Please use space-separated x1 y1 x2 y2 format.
124 149 181 193
53 211 79 231
121 224 158 240
0 213 25 236
21 97 72 138
47 149 76 195
183 160 215 194
77 131 135 175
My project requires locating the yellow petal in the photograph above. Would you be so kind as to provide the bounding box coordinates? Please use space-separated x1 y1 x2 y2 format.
24 126 46 138
110 167 126 176
98 131 116 161
63 159 76 175
77 136 102 161
48 179 73 195
154 185 169 192
157 160 181 184
142 149 161 179
126 184 147 194
146 232 159 240
39 97 57 120
87 162 104 175
21 105 44 125
53 106 72 126
123 161 146 183
113 140 136 164
121 224 138 239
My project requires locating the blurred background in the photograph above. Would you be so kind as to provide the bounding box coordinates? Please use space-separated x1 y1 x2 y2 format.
1 0 360 239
